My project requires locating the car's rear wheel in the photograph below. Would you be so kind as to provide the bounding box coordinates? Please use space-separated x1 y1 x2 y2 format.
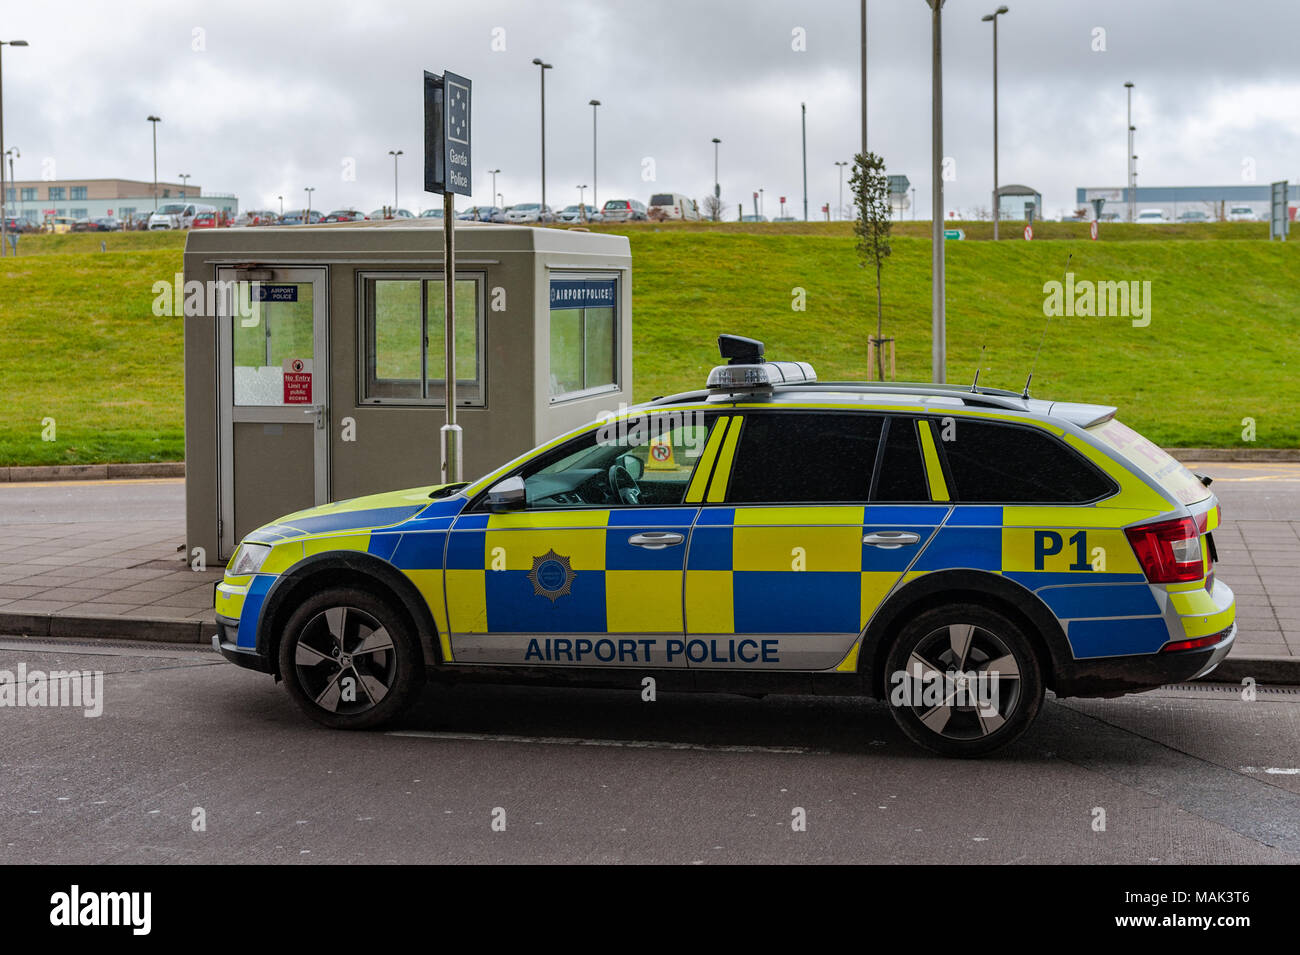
883 603 1044 757
277 587 423 730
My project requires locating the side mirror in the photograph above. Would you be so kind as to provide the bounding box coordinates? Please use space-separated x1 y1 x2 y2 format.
486 476 526 510
619 452 644 482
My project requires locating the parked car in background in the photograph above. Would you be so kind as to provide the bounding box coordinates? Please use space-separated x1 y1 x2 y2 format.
418 208 446 219
278 210 324 226
368 208 414 220
233 210 278 228
740 213 769 222
648 193 701 221
557 204 600 223
504 203 555 224
457 206 503 221
1177 210 1212 224
88 216 123 232
71 218 94 232
323 209 367 223
1227 206 1258 222
44 216 76 233
191 210 219 229
2 216 35 234
1135 208 1170 224
127 212 153 230
772 216 797 222
149 201 217 230
600 198 648 222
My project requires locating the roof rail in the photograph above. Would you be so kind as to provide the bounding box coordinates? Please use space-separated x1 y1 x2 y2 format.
773 380 1032 409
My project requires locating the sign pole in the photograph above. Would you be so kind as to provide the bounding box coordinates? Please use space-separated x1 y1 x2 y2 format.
441 190 461 484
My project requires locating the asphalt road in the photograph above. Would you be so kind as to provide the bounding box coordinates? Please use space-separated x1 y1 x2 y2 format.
0 637 1296 864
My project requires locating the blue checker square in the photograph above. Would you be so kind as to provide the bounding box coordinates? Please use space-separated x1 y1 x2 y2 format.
486 570 607 632
732 571 861 634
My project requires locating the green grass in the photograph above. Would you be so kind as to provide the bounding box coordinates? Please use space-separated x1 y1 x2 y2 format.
0 227 1295 466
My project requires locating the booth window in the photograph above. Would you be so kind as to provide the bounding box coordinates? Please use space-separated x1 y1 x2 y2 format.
361 273 484 405
549 275 618 401
232 282 315 406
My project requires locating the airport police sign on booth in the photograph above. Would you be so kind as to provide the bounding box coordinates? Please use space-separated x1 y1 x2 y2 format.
425 69 473 485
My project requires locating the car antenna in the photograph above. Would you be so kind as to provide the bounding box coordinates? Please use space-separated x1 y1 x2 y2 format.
1022 252 1072 399
970 344 987 392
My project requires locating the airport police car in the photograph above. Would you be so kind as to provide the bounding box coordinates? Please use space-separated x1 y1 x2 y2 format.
214 335 1235 756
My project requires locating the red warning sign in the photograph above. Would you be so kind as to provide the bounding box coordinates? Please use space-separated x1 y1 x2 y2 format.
283 358 312 404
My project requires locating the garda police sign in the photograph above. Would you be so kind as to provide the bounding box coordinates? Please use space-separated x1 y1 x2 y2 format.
424 69 472 196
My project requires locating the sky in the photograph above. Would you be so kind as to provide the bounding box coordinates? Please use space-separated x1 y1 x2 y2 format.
4 0 1300 219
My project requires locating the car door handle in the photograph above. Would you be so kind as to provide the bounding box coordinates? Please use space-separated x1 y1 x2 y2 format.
628 532 685 549
863 531 921 548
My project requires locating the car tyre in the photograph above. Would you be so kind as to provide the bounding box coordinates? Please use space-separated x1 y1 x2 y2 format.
278 587 424 730
883 603 1044 758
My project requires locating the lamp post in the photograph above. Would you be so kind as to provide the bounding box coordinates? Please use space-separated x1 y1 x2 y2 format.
488 168 500 215
834 160 848 221
5 146 16 225
1124 81 1135 222
179 173 190 197
861 0 868 155
388 149 403 211
981 6 1008 239
532 58 553 213
277 195 283 216
800 102 808 221
146 115 161 211
927 0 946 384
711 137 721 221
304 186 314 221
0 39 29 257
588 99 600 212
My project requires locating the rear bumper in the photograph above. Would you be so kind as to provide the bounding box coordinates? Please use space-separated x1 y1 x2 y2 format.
1054 623 1236 698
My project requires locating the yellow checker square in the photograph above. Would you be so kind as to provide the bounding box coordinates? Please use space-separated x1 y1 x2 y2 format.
733 524 863 572
214 583 246 619
606 570 683 632
859 570 898 630
1001 527 1141 574
685 571 733 634
445 568 488 633
303 533 370 557
483 528 607 570
401 568 450 637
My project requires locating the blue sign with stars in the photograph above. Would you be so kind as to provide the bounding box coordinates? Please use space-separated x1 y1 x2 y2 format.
424 69 472 197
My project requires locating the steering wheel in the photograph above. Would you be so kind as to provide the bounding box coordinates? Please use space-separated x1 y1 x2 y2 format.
608 463 641 505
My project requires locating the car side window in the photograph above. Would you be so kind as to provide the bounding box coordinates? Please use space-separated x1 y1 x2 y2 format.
481 414 717 510
725 412 883 504
937 418 1116 503
873 417 931 502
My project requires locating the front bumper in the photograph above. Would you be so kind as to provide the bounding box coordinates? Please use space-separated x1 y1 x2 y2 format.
213 613 275 673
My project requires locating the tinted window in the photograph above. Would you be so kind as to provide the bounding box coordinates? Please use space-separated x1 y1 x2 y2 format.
726 413 882 504
874 417 930 502
939 419 1114 503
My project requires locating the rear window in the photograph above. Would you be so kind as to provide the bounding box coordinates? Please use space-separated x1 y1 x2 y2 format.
874 417 930 502
603 200 629 210
649 194 673 206
726 413 881 504
938 419 1115 504
1087 418 1209 506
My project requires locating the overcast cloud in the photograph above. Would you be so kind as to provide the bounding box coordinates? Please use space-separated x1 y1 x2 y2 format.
4 0 1300 218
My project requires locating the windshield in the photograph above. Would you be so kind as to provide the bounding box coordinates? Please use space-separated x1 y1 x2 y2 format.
157 204 186 215
603 200 628 210
514 204 540 211
649 194 673 205
1087 418 1210 506
1230 207 1251 214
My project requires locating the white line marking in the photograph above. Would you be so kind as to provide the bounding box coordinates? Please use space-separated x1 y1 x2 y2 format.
1239 766 1300 775
386 729 822 755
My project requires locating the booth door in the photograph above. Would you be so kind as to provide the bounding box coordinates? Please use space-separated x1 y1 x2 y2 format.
217 267 329 558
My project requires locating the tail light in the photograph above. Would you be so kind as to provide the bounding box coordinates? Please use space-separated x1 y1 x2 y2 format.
1161 633 1224 653
1125 516 1203 584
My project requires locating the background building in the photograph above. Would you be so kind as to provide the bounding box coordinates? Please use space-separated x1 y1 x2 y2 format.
3 177 238 223
1075 183 1297 221
995 184 1043 220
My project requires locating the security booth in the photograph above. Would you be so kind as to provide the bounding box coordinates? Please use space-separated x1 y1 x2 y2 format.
182 220 632 563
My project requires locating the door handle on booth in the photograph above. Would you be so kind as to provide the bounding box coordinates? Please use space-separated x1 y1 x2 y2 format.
862 531 921 548
303 405 324 430
628 532 685 549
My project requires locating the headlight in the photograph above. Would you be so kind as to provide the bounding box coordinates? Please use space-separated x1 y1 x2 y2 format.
227 542 271 576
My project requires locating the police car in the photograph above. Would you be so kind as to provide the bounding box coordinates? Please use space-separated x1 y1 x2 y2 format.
215 335 1235 756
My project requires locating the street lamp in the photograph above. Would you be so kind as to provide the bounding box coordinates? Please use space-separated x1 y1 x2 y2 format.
759 187 764 218
277 194 283 216
388 149 403 212
488 168 500 214
711 137 721 221
532 58 553 213
1124 82 1135 222
926 0 946 385
146 115 161 211
5 146 17 223
834 160 848 221
179 173 190 197
304 186 314 221
588 100 600 212
800 102 808 221
0 38 29 258
981 5 1008 240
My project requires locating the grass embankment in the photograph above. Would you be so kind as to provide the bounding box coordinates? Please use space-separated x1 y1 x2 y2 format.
0 227 1295 465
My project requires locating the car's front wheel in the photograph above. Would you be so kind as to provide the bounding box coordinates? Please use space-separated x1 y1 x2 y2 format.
277 587 423 730
883 603 1044 757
